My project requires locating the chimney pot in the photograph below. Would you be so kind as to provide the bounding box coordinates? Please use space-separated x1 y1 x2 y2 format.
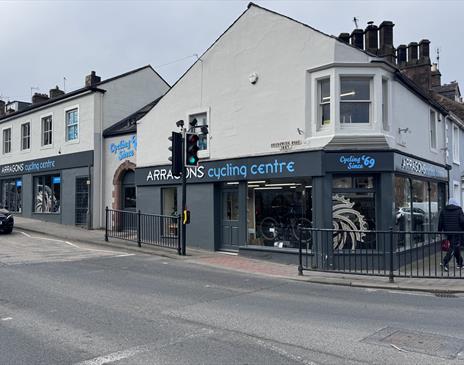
364 22 378 54
32 93 49 105
397 44 407 66
338 32 350 44
419 39 431 65
49 85 65 99
85 71 101 87
378 21 395 63
350 29 364 50
407 42 419 65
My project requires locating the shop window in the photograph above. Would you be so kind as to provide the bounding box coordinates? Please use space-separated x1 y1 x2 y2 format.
66 108 79 141
41 115 53 146
162 188 178 216
429 110 437 150
188 112 208 152
395 175 446 249
1 179 22 212
340 77 371 124
34 175 61 213
333 175 376 250
3 128 11 154
247 181 311 249
318 78 331 127
21 122 30 150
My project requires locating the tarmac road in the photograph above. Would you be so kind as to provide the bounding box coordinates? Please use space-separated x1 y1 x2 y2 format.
1 229 464 364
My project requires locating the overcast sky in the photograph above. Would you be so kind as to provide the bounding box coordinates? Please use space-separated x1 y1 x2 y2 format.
1 0 462 102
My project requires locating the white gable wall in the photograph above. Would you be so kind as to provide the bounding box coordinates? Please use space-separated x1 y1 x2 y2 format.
138 6 369 167
101 67 169 130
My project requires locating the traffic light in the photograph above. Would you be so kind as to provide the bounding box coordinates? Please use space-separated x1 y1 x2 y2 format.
168 132 183 176
185 133 199 167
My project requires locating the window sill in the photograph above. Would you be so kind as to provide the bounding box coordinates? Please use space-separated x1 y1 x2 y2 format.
453 160 460 166
65 139 80 145
40 144 54 150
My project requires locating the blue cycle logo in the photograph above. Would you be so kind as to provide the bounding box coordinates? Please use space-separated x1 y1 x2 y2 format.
339 155 376 170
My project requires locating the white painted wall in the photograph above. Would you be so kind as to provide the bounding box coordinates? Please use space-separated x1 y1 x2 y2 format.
388 80 446 165
103 134 137 213
101 67 169 130
0 93 96 165
138 6 373 167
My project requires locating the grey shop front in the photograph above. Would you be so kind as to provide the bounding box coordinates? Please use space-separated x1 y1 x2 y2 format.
136 150 448 263
0 151 94 226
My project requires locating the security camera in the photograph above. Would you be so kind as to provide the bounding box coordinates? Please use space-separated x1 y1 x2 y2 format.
176 120 184 128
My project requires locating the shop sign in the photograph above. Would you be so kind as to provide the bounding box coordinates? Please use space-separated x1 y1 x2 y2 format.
109 135 137 161
324 152 393 172
0 150 94 178
136 151 323 186
395 155 447 179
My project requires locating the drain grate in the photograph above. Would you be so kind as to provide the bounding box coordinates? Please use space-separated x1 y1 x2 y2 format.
363 327 464 359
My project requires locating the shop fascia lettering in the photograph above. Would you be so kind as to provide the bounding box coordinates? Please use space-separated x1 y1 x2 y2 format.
399 157 447 179
110 135 137 161
146 159 296 182
1 159 56 176
339 155 376 170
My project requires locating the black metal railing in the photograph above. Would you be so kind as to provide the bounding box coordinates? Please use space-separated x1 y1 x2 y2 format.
105 207 182 254
298 227 464 280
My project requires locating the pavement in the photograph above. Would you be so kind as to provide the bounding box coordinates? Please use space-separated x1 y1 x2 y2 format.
12 216 464 293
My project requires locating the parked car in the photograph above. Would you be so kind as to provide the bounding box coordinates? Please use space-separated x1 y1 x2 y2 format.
0 208 14 234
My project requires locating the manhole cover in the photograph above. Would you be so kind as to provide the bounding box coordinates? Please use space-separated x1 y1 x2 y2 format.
363 327 464 359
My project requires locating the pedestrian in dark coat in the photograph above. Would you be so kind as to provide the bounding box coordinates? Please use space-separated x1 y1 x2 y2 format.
438 198 464 271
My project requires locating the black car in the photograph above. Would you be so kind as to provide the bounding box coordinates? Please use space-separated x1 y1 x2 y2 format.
0 209 14 234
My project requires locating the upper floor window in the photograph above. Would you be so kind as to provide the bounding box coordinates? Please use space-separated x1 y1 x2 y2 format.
382 78 389 130
340 77 371 124
41 115 53 146
318 78 331 127
189 112 208 151
429 110 437 150
65 108 79 141
21 122 30 150
453 124 460 164
3 128 11 154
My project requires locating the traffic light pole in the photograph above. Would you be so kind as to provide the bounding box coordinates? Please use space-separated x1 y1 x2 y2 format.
181 129 187 256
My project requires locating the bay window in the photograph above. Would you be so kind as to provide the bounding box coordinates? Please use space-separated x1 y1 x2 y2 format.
340 77 371 124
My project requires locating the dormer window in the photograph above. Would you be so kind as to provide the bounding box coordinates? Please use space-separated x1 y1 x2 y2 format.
340 77 371 124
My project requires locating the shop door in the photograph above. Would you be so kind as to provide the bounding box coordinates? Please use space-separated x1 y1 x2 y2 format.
121 171 136 229
75 177 89 227
220 188 240 250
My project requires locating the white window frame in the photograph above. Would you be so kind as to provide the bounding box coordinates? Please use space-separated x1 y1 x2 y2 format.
339 76 373 125
2 126 12 154
186 108 210 158
429 110 437 152
317 77 331 129
382 78 389 131
454 181 461 206
453 124 460 165
20 121 31 151
64 105 79 143
41 113 53 148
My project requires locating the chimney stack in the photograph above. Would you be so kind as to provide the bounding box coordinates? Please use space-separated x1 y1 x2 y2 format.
407 42 419 65
419 39 430 65
338 33 350 44
431 63 441 88
350 28 364 49
85 71 101 87
0 100 5 117
378 21 395 63
49 85 65 99
397 44 407 66
364 21 378 54
32 93 49 104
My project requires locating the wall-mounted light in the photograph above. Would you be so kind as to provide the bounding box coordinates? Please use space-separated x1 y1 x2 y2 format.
248 72 258 85
398 127 410 134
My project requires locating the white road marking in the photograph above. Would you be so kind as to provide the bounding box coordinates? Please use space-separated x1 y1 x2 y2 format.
390 344 408 353
1 317 12 321
251 338 319 365
17 230 134 257
75 345 151 365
